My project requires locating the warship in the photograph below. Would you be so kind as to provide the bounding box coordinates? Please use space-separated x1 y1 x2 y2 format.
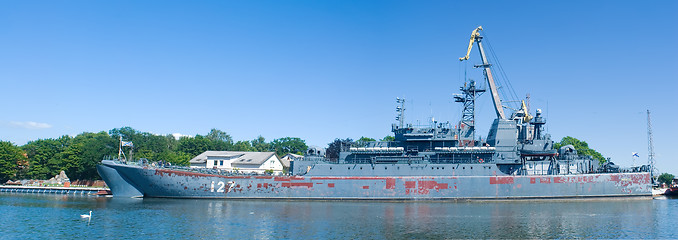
98 26 651 199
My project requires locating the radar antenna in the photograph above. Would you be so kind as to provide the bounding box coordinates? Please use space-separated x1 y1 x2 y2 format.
396 98 406 128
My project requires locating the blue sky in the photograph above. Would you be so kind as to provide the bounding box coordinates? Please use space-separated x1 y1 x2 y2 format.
2 1 677 174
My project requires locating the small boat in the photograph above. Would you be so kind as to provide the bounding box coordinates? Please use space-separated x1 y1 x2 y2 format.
664 187 678 197
94 189 112 196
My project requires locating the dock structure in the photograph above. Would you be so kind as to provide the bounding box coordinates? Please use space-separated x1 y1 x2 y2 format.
0 185 108 195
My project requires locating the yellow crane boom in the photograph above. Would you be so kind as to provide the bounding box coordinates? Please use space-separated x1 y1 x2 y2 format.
459 26 483 61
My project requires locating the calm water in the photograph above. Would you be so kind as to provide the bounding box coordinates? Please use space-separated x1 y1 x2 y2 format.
0 193 676 239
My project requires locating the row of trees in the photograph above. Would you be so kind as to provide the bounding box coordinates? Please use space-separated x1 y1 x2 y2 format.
0 127 308 183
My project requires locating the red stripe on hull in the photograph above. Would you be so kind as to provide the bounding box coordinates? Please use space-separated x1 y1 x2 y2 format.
281 182 313 188
490 176 514 184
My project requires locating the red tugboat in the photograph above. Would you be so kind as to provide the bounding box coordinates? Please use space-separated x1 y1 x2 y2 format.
664 179 678 197
664 187 678 197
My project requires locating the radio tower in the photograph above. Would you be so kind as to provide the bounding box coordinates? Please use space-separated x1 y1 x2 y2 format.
647 110 656 180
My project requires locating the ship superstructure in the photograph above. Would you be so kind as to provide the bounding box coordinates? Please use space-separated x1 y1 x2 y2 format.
293 26 594 178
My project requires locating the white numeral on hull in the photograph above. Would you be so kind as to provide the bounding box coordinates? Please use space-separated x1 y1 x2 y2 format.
210 181 227 193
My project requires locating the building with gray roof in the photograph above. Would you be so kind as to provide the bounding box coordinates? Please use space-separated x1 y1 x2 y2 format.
189 151 284 175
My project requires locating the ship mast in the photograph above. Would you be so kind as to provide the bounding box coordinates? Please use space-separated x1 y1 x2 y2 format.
459 26 506 120
454 80 485 146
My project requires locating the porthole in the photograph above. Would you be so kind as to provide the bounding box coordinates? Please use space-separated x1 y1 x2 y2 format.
452 167 455 169
360 167 363 170
463 167 465 170
385 167 387 170
330 167 332 170
442 167 445 169
470 167 473 169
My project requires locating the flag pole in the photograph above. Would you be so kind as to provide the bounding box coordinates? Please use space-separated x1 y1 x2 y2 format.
118 136 122 161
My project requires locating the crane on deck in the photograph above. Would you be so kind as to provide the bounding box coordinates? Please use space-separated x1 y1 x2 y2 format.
459 26 506 120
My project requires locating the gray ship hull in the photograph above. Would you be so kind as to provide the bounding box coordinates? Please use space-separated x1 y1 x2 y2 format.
101 161 651 200
96 160 143 198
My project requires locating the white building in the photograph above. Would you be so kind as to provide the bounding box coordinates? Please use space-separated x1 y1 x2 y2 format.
189 151 284 175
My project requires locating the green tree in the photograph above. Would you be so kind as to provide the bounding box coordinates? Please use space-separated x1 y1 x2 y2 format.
271 137 308 156
554 136 605 164
658 173 675 186
381 135 395 141
109 127 140 143
232 140 255 151
58 141 84 180
157 151 191 166
132 133 173 160
74 132 117 179
206 129 233 150
355 136 376 147
22 136 71 179
206 128 233 143
54 132 115 180
0 141 28 182
177 135 212 157
251 136 271 152
164 134 179 151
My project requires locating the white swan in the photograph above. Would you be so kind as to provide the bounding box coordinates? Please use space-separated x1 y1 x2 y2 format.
80 211 92 219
